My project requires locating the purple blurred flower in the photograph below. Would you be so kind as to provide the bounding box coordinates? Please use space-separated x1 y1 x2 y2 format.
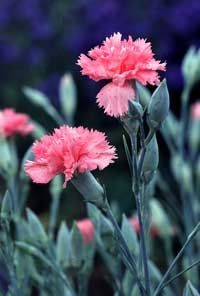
0 0 200 103
0 41 21 63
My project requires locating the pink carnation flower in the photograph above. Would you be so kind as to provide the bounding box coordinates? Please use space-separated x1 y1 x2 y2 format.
0 108 34 137
25 125 117 186
78 32 166 117
76 219 95 244
191 102 200 119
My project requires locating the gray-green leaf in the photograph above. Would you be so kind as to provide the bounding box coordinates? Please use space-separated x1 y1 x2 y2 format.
121 215 139 256
26 208 47 243
56 222 70 265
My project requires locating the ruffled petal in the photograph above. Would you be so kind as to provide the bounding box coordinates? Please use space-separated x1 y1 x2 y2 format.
96 82 135 117
25 125 117 185
25 161 55 184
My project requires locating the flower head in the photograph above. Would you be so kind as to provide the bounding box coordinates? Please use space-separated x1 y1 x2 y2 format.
78 32 166 117
76 219 95 244
0 108 34 137
191 102 200 119
25 125 116 186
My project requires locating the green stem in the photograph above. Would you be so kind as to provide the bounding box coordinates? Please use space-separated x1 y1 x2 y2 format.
49 196 61 238
153 222 200 296
180 84 198 274
159 258 200 292
103 200 146 296
131 135 151 296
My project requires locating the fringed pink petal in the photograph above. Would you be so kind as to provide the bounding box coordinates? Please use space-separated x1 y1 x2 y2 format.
78 33 166 89
25 161 55 184
25 126 117 185
96 82 135 117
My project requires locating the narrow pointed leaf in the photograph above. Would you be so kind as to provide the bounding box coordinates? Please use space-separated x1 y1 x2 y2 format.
56 222 70 264
26 209 47 243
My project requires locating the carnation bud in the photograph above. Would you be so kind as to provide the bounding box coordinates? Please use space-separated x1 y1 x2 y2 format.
142 135 159 183
71 172 105 208
121 100 144 135
59 73 77 124
171 155 181 181
181 163 192 192
120 98 143 136
182 46 200 87
0 137 13 177
121 115 139 135
136 81 151 108
76 219 95 244
150 199 172 237
171 156 192 192
147 79 170 129
128 100 144 119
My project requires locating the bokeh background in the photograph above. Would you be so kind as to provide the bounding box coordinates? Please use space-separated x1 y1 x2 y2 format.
1 0 200 220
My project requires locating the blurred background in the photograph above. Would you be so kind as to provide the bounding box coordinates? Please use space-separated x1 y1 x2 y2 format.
1 1 200 295
1 0 200 222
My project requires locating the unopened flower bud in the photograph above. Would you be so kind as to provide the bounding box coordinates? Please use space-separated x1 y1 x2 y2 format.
181 163 192 192
147 79 170 129
0 137 13 177
136 81 151 108
121 115 139 135
142 135 159 183
121 101 143 136
171 156 192 192
150 199 172 237
59 73 77 123
128 100 144 119
71 172 105 208
76 219 95 244
182 47 200 87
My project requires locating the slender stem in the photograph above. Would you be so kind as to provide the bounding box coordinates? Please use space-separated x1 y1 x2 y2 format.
153 222 200 296
103 200 146 296
49 195 61 238
180 84 198 273
180 84 190 152
131 135 151 296
159 258 200 292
